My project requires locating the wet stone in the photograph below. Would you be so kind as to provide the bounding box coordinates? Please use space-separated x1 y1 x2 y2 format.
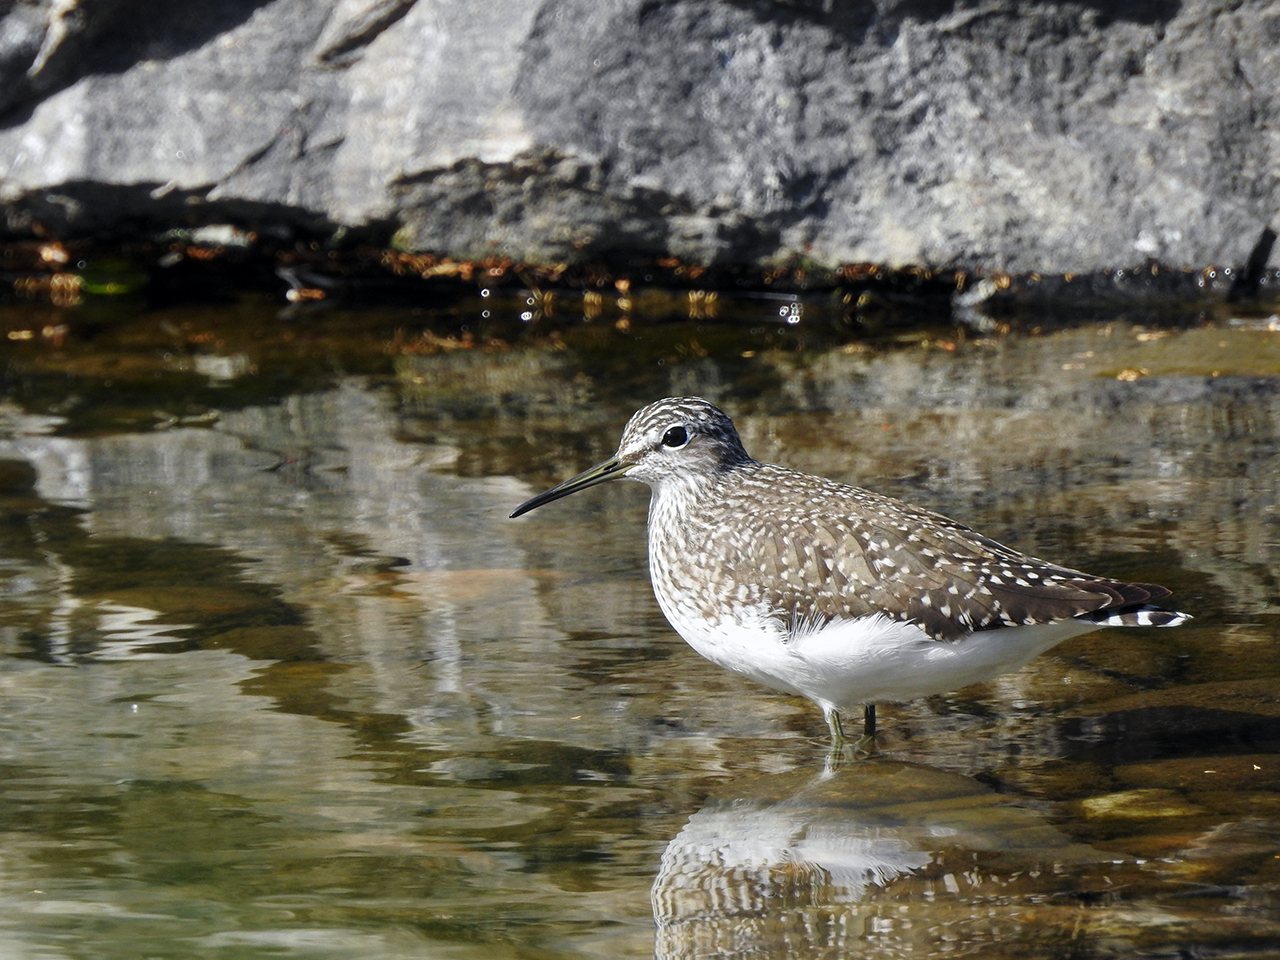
1076 787 1205 821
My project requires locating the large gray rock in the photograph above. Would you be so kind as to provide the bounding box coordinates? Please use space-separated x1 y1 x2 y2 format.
0 0 1276 273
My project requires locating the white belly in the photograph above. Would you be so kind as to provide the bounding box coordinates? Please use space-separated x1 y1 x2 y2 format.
654 588 1098 713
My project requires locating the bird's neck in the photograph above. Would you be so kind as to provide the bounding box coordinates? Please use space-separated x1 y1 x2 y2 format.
647 472 706 535
645 461 752 542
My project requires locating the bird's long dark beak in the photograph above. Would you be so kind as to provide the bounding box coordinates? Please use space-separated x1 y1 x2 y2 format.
510 456 632 518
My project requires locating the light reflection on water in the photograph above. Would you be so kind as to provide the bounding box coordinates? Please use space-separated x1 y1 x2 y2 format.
0 311 1278 958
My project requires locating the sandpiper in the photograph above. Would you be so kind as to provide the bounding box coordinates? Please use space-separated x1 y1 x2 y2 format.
511 397 1189 746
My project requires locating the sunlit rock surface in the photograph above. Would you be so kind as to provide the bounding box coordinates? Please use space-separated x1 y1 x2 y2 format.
0 0 1277 272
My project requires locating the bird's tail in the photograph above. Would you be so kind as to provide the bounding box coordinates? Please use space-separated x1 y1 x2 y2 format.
1079 604 1191 628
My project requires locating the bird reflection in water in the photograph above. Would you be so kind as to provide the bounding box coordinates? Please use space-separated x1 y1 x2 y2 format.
651 760 1109 960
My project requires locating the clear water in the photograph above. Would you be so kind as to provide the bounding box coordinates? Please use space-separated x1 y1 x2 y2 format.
1 292 1279 958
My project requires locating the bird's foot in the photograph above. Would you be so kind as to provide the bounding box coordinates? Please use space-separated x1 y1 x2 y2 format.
821 705 877 772
823 731 877 772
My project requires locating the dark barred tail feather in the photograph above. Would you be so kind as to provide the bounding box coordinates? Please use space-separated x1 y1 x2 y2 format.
1079 604 1192 628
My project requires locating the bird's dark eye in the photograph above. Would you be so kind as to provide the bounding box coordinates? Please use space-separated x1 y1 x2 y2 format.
661 426 689 448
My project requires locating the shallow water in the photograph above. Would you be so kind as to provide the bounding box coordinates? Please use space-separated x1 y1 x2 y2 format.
1 291 1279 958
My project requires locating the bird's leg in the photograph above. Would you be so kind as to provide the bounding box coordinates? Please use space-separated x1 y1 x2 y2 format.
846 704 879 759
822 707 848 773
824 706 847 746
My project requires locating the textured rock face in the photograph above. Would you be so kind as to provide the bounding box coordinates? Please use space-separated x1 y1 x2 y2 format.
0 0 1277 272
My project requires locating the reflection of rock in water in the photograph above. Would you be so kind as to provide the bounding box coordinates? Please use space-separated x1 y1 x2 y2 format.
652 760 1105 960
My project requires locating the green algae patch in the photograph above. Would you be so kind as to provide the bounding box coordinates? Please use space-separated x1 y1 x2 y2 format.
1093 325 1280 379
